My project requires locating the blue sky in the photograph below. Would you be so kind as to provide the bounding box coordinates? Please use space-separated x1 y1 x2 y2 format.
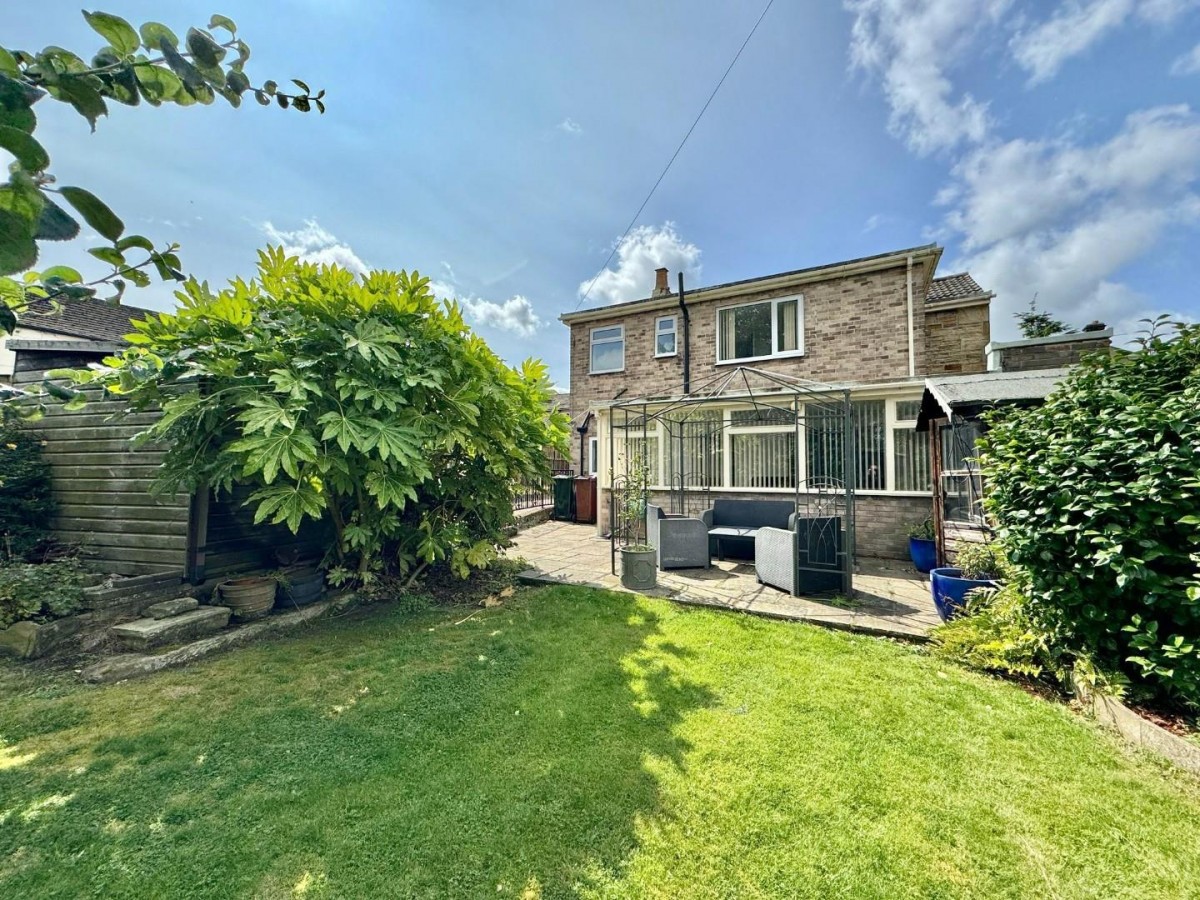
8 1 1200 386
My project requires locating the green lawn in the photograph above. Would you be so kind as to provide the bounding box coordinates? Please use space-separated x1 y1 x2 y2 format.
2 585 1199 899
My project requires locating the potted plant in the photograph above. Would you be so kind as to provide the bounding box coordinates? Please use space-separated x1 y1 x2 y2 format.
217 574 278 621
905 519 937 574
930 542 1005 621
618 455 657 591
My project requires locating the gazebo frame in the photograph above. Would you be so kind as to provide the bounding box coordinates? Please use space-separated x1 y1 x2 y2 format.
606 366 857 595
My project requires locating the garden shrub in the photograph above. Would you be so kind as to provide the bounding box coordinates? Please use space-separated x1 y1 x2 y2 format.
0 414 55 561
65 249 569 585
931 580 1063 680
979 320 1200 707
0 558 87 628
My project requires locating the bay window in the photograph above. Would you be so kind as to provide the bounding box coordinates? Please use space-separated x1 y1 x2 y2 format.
717 295 803 363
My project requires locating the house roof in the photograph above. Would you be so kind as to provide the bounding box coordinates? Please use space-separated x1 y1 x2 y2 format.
17 297 157 342
560 243 944 325
916 368 1068 431
926 272 991 304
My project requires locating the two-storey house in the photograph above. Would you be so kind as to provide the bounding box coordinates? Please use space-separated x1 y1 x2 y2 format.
559 243 995 559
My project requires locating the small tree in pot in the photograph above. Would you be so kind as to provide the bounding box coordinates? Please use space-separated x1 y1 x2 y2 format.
618 452 656 591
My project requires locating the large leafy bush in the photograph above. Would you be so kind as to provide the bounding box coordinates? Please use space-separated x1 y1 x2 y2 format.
0 413 55 560
69 249 568 584
980 321 1200 706
0 558 86 628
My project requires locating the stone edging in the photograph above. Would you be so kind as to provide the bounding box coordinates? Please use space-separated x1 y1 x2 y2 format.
1070 672 1200 775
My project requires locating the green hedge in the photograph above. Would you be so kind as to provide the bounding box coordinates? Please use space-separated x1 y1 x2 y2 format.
980 321 1200 707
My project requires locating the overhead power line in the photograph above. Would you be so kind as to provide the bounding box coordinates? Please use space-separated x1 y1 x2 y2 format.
574 0 777 310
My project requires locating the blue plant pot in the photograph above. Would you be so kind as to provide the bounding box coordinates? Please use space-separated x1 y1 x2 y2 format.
908 537 937 574
930 567 994 621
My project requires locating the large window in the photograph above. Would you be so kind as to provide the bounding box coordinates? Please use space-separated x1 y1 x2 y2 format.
655 315 677 357
717 295 803 363
893 400 931 492
590 325 624 374
730 406 796 489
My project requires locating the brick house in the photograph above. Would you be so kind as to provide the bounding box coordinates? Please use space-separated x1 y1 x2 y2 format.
559 243 996 559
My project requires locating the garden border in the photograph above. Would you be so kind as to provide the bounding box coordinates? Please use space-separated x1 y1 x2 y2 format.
1071 671 1200 775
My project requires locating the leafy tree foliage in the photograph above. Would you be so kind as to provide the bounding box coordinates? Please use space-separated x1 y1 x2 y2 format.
65 250 569 584
979 320 1200 707
0 11 322 334
0 411 55 561
1014 297 1069 339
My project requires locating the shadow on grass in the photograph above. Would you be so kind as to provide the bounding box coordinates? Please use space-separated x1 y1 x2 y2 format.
0 585 715 898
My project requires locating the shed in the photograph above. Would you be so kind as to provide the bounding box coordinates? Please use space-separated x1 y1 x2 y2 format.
8 340 328 582
915 368 1068 564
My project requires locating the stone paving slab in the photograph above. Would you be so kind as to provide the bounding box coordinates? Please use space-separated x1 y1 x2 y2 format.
510 521 940 641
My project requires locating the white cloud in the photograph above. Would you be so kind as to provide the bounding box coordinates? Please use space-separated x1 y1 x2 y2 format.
943 105 1200 332
459 294 542 337
428 275 542 337
845 0 1011 155
260 219 369 275
557 117 583 135
1011 0 1199 84
578 222 702 305
1172 41 1200 75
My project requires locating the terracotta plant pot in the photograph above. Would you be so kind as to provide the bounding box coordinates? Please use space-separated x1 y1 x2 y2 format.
218 576 277 621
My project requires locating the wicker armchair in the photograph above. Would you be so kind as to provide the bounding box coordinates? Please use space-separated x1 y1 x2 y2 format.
755 516 844 595
646 504 711 570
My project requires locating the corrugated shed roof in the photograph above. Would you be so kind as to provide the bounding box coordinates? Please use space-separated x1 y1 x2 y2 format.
926 272 987 303
916 368 1068 430
19 297 157 342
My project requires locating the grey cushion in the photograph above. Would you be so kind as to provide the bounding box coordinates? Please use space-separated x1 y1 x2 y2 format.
709 499 796 529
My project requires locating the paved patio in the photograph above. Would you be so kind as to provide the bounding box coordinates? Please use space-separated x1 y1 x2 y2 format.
509 521 941 640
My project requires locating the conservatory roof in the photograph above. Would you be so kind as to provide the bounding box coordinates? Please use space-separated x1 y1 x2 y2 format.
916 368 1068 431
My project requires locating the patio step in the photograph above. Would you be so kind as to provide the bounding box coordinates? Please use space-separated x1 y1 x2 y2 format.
110 606 231 651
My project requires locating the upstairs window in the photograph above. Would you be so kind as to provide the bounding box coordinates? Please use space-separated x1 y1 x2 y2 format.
717 295 803 363
590 325 624 374
655 315 677 357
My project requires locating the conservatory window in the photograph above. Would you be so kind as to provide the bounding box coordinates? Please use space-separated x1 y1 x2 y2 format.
893 400 932 492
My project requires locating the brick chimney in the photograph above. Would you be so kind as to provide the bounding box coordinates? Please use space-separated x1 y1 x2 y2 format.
652 267 670 298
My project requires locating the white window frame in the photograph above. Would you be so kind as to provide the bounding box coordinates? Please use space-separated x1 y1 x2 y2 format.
589 324 625 374
654 315 678 358
715 294 805 365
588 437 598 476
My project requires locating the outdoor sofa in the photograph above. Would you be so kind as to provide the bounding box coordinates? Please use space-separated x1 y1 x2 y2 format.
699 499 797 561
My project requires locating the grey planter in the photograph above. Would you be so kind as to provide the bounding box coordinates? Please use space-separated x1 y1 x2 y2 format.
620 547 658 591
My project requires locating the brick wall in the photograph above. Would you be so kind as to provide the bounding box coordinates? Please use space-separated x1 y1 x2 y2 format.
566 259 943 472
923 302 990 375
997 336 1111 372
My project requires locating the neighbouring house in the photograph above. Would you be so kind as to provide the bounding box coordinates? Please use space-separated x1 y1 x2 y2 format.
0 297 156 382
560 243 998 559
916 325 1113 563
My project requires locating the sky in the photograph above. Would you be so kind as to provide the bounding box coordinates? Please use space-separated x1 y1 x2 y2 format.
7 1 1200 388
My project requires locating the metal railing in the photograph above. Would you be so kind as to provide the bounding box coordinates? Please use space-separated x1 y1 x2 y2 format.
513 449 573 510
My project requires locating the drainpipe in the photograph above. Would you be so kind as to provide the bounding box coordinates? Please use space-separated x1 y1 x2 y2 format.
906 254 916 378
678 272 691 395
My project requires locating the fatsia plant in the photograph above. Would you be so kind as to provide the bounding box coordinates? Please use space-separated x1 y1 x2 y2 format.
0 11 323 333
62 249 569 585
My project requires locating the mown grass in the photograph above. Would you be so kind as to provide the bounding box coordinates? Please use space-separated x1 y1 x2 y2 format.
2 584 1199 899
